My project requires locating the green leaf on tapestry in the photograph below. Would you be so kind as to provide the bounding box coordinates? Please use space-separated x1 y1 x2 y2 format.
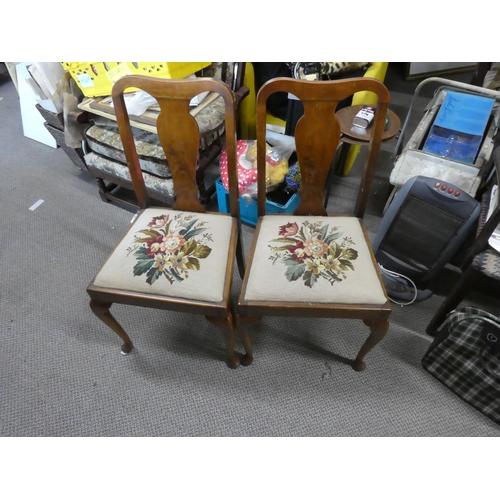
324 231 342 245
298 227 307 242
163 271 174 284
134 237 155 244
270 237 298 245
133 258 154 276
181 239 198 256
145 266 160 285
179 218 198 235
285 263 305 282
134 247 151 259
183 227 206 240
303 270 317 288
169 268 184 282
272 245 295 252
192 244 212 259
341 248 358 260
282 255 299 265
319 224 329 242
339 259 354 271
328 242 342 258
186 257 200 270
159 219 172 235
137 229 161 239
324 270 342 282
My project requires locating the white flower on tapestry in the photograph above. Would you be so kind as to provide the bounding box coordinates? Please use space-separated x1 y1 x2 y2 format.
268 221 358 288
126 214 214 285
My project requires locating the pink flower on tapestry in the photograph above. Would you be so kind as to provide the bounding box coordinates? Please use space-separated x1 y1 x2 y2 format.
127 213 213 286
268 220 357 288
304 237 328 258
148 215 169 229
162 233 186 254
278 222 299 237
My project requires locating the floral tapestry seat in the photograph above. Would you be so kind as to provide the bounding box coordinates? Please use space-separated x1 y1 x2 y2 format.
93 208 233 303
83 62 242 210
242 216 387 304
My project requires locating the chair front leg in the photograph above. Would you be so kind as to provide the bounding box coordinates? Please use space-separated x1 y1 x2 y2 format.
236 315 260 366
353 319 389 372
206 311 240 369
89 299 133 355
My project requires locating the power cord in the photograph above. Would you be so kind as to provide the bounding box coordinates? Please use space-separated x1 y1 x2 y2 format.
378 263 419 307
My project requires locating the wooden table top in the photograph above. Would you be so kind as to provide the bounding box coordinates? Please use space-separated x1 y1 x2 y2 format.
335 105 401 144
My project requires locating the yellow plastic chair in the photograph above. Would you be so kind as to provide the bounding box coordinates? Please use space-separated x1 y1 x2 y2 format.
239 62 389 175
240 62 286 139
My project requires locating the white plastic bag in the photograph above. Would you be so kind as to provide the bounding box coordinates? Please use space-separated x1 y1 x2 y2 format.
123 91 157 116
114 74 209 116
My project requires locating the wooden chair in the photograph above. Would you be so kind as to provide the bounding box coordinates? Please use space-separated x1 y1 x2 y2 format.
426 147 500 335
86 75 245 368
237 77 392 371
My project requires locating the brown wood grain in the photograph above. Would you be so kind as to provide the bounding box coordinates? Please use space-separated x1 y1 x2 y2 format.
87 75 245 368
238 76 392 371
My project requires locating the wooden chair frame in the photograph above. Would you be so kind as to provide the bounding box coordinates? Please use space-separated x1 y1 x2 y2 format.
237 77 392 371
87 75 245 368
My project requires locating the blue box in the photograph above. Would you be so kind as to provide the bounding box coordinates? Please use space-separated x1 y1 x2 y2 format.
215 178 301 227
422 91 495 164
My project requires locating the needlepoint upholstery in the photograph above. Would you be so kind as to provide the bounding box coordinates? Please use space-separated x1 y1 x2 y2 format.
242 216 387 304
93 208 233 303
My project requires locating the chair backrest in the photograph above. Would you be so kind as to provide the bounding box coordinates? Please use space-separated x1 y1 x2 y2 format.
256 77 390 218
112 75 239 216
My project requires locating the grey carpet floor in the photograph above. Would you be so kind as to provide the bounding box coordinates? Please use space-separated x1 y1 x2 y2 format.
1 65 500 436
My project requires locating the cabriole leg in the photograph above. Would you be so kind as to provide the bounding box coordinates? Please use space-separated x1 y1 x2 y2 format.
206 312 240 369
89 299 133 355
236 315 260 366
353 319 389 372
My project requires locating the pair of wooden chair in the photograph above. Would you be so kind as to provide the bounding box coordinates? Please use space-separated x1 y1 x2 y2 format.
87 74 392 370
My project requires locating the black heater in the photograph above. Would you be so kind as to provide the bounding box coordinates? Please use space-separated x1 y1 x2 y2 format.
373 176 480 302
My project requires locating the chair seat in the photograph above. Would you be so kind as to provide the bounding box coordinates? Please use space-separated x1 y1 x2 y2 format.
93 208 234 303
472 248 500 280
242 215 387 305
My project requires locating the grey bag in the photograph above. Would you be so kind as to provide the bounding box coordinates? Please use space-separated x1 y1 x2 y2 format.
422 306 500 425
